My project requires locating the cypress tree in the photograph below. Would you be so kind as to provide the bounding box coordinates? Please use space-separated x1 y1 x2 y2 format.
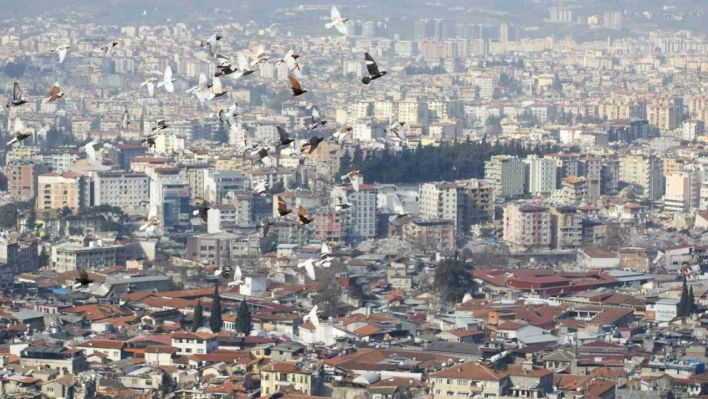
192 301 204 332
678 278 688 318
209 284 222 333
686 286 696 317
236 300 253 336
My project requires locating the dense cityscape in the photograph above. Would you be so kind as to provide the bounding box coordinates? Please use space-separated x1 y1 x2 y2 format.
0 0 706 398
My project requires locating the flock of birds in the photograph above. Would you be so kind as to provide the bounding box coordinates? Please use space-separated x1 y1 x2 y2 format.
13 6 413 289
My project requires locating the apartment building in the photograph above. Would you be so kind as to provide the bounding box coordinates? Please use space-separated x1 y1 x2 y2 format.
503 203 551 249
430 362 510 399
419 179 494 235
619 154 665 201
51 239 127 273
402 219 455 250
94 172 150 210
485 156 526 199
36 172 87 212
261 363 314 396
150 169 190 229
525 155 556 195
665 172 694 213
343 184 378 242
549 206 583 250
5 162 50 200
170 331 218 356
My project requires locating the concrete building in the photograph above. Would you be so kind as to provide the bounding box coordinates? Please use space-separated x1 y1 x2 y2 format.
94 172 150 210
503 203 551 249
261 363 314 396
402 219 455 250
21 347 88 376
682 120 705 141
419 179 494 235
619 154 665 201
665 172 694 213
51 239 127 273
343 184 378 243
186 231 259 269
150 169 190 229
204 170 245 204
5 162 50 200
549 207 583 250
485 156 526 199
37 172 87 212
525 155 556 195
603 10 623 30
430 362 510 399
171 332 218 356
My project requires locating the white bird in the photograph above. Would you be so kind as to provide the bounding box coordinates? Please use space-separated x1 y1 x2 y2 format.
298 258 317 281
188 74 225 102
304 305 320 330
139 203 160 234
7 118 31 146
142 9 147 16
251 44 269 67
308 106 327 130
325 6 349 36
157 65 175 93
291 134 302 158
341 170 360 192
51 43 70 63
390 194 410 222
253 148 272 167
387 121 407 141
141 77 157 97
317 242 333 268
84 140 99 163
333 127 352 144
201 33 223 57
227 265 243 286
233 53 255 79
332 186 353 212
100 41 119 56
462 293 473 304
218 103 239 127
276 49 303 78
119 109 130 129
252 178 268 196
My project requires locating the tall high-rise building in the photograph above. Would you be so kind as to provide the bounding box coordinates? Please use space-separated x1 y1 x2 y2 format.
503 203 551 249
603 11 623 30
433 18 448 39
619 154 665 201
665 172 696 213
485 156 526 199
525 155 557 195
37 172 88 212
5 162 50 201
419 179 494 235
549 7 573 23
362 21 376 37
150 169 190 229
94 172 150 210
499 23 520 43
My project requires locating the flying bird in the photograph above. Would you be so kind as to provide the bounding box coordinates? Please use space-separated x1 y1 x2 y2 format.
74 269 93 288
301 136 324 154
6 82 27 108
276 126 294 147
7 118 31 146
277 50 303 78
362 53 387 84
254 147 272 167
51 43 70 63
308 106 327 130
233 53 255 79
215 262 234 280
152 119 169 133
296 205 313 226
276 195 292 217
304 305 320 329
288 76 308 97
101 41 119 56
139 203 160 233
225 265 244 286
326 6 349 36
43 83 64 103
251 44 269 67
290 134 303 158
257 217 273 238
332 186 353 212
157 65 175 93
193 198 210 222
390 194 410 222
317 242 333 268
387 121 407 141
141 134 157 148
341 170 361 192
141 77 157 97
333 127 352 144
218 103 239 127
84 140 99 163
253 178 268 196
214 54 238 77
119 109 130 129
298 258 317 280
201 33 223 57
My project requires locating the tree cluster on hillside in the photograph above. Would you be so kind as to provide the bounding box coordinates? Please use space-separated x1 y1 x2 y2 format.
0 202 31 229
677 278 697 318
77 205 129 233
340 139 559 184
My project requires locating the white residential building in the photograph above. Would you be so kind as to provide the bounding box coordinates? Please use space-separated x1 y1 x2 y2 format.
525 155 556 195
485 155 526 198
170 332 218 356
94 172 150 210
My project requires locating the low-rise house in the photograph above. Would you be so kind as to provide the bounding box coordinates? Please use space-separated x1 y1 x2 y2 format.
260 362 314 396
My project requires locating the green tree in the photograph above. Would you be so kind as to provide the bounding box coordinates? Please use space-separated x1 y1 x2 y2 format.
686 286 696 317
0 202 30 229
678 277 688 317
209 284 222 333
235 300 253 336
433 257 475 303
25 208 36 233
38 247 49 268
338 151 352 176
192 301 204 332
213 123 229 144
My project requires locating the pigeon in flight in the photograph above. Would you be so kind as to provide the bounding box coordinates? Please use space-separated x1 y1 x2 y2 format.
304 305 320 330
84 140 99 163
317 242 333 268
193 198 210 222
390 194 411 222
252 177 268 196
218 103 239 127
214 54 238 78
201 33 223 57
275 49 299 68
301 136 324 154
290 134 303 158
139 203 160 233
215 262 233 280
296 205 313 226
326 6 349 36
101 41 119 56
141 77 157 97
7 118 31 146
157 66 175 93
341 170 361 192
276 195 292 217
276 126 294 147
254 147 272 167
43 83 64 103
362 53 387 84
333 127 352 144
298 258 317 281
6 82 27 108
288 76 308 97
74 269 93 288
332 186 353 212
233 53 255 79
51 43 70 63
118 109 130 129
141 134 157 148
277 50 303 78
152 119 169 133
257 218 273 238
387 121 407 141
308 106 327 130
251 44 269 67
